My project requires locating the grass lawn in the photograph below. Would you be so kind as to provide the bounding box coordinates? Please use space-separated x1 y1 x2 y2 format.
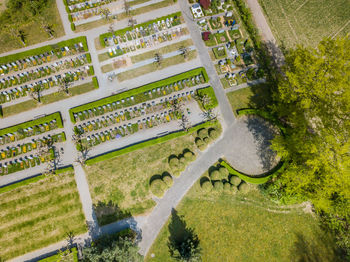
214 31 229 44
226 84 271 115
146 180 341 262
117 50 197 82
0 172 86 260
212 46 227 59
75 0 175 32
259 0 350 48
2 81 97 117
0 0 64 54
130 39 193 64
203 34 217 47
85 132 199 226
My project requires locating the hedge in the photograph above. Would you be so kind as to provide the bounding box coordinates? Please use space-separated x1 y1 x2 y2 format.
236 108 286 134
86 53 92 63
85 121 218 165
39 247 78 262
0 112 63 137
71 22 76 31
89 65 95 75
92 76 99 89
220 159 287 184
54 165 74 174
0 36 88 65
99 12 182 47
69 67 208 122
68 14 73 22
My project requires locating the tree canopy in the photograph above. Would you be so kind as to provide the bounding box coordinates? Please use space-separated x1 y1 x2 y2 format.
267 36 350 255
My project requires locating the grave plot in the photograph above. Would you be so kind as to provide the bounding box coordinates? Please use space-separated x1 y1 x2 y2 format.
0 113 65 176
0 37 98 116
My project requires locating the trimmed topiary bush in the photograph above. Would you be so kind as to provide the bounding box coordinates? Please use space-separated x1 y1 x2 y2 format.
223 182 231 192
230 176 241 186
184 151 195 161
173 170 181 177
210 170 221 180
238 182 250 193
203 137 210 144
150 179 167 197
201 180 213 192
231 185 238 194
162 175 173 187
168 156 179 170
198 128 208 139
219 167 229 177
198 144 207 151
179 156 186 164
195 137 203 146
213 181 223 191
208 128 219 139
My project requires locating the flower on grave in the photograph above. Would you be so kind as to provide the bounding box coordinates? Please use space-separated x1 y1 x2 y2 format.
45 125 50 131
166 115 170 121
1 152 6 158
32 143 36 149
47 56 51 62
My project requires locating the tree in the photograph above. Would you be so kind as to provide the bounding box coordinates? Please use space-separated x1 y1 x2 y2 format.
100 8 111 20
59 76 72 95
179 46 189 59
268 37 350 255
124 0 131 16
154 53 163 67
29 85 43 103
72 126 89 163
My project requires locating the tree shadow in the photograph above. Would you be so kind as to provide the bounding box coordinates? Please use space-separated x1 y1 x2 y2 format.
291 232 343 262
167 208 201 260
244 115 278 171
200 176 210 186
93 201 131 227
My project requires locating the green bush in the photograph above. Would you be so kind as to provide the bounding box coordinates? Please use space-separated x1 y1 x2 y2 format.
238 182 250 193
68 14 73 22
150 179 167 197
196 86 218 110
184 151 195 161
92 77 99 89
219 167 229 177
231 185 238 194
195 137 203 146
223 182 231 192
210 170 221 180
168 157 179 169
86 53 92 63
201 180 212 192
203 137 210 144
179 156 186 164
162 175 173 187
198 128 208 139
230 176 241 186
198 144 207 151
173 170 181 177
209 128 219 139
71 23 76 31
213 181 223 191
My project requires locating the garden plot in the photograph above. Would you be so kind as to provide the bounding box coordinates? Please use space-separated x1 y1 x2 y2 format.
0 171 86 260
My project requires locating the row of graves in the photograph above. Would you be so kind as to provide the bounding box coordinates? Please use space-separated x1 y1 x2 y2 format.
75 90 195 136
0 120 60 147
223 66 263 87
0 65 93 104
103 15 182 48
66 0 116 13
0 132 65 161
71 74 205 123
0 54 89 90
0 43 86 76
79 94 195 149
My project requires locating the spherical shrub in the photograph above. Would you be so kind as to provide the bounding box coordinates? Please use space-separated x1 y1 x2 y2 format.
184 151 195 161
219 167 229 177
203 137 210 144
198 144 207 151
231 185 238 194
213 181 223 191
150 179 167 197
179 156 186 164
238 182 250 194
198 128 208 139
173 170 181 177
168 157 179 169
223 182 231 192
162 175 173 187
195 137 203 147
209 128 219 139
210 170 221 180
201 180 212 192
230 176 241 186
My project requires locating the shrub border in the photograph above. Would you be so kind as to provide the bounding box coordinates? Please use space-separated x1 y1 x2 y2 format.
85 121 217 165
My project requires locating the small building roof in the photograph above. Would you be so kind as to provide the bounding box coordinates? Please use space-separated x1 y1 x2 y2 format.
200 0 211 10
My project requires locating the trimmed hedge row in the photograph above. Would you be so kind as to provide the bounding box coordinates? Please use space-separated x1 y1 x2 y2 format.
0 112 63 137
54 165 74 174
69 67 209 122
99 12 182 47
85 121 216 165
92 76 99 89
0 37 88 65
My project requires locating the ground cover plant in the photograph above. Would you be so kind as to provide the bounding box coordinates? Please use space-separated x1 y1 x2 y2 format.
39 247 78 262
259 0 350 48
145 177 342 262
0 171 86 260
0 0 64 53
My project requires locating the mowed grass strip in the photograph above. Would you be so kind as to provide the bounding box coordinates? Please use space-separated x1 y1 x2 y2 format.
146 181 341 262
117 50 197 81
85 131 198 224
258 0 350 47
0 172 86 260
2 81 97 117
130 39 193 63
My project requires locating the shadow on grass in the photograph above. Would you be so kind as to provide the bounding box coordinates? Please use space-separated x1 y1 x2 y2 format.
167 208 201 260
291 231 343 262
93 201 131 226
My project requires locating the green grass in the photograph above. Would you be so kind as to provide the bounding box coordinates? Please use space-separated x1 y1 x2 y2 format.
259 0 350 48
85 122 220 226
212 46 227 59
146 180 341 262
130 39 193 64
70 67 209 123
2 81 98 117
0 36 88 64
196 86 218 110
226 84 271 115
0 112 63 136
117 50 197 82
0 172 86 260
39 247 78 262
0 0 64 54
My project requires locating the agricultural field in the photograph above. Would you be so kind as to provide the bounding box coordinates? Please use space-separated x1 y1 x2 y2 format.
259 0 350 48
0 172 86 260
145 176 342 262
